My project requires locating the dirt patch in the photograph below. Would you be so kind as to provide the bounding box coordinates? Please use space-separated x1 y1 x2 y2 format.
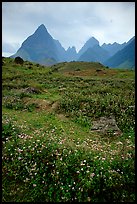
23 97 60 112
23 98 51 110
91 115 122 136
57 114 68 121
50 101 59 111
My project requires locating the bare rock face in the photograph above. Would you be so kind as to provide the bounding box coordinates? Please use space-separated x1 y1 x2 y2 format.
91 115 122 135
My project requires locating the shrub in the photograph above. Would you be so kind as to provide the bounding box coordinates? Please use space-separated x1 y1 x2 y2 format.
36 63 40 67
14 56 24 65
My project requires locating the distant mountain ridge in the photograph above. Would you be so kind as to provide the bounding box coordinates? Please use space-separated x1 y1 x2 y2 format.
104 38 135 69
10 24 135 68
78 45 110 63
77 37 99 59
101 42 126 57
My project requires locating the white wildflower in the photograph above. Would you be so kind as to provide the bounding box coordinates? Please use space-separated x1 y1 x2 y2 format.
90 173 95 177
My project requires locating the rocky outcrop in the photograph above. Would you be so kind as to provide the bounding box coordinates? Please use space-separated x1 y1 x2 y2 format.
91 115 122 135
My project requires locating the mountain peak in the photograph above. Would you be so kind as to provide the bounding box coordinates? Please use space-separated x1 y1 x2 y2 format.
34 24 48 35
87 37 99 44
39 24 45 27
38 24 46 29
78 36 99 56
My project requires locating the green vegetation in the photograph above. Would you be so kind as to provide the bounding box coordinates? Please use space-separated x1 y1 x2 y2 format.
2 58 135 202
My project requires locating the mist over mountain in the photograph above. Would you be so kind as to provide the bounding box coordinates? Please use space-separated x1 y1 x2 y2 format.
10 24 135 68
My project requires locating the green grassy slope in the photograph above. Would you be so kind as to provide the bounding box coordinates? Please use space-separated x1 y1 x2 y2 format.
2 57 135 202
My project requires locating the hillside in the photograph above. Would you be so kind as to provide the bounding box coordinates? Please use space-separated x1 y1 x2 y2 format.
2 57 135 202
104 38 135 69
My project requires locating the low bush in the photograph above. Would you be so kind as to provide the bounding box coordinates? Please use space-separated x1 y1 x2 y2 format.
14 57 24 65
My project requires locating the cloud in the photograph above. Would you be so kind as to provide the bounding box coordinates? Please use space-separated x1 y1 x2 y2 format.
2 2 135 54
2 42 20 53
2 41 20 56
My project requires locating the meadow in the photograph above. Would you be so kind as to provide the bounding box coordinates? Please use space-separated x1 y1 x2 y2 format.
2 57 135 202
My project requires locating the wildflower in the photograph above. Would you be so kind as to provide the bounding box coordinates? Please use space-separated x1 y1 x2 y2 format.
18 157 22 160
129 135 131 138
33 184 37 187
90 173 95 177
17 148 23 153
87 197 91 202
76 171 80 173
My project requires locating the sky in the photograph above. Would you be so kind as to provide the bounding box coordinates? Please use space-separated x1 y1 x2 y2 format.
2 2 135 56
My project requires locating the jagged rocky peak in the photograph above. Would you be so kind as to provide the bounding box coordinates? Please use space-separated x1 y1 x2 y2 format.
36 24 47 31
34 24 50 36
